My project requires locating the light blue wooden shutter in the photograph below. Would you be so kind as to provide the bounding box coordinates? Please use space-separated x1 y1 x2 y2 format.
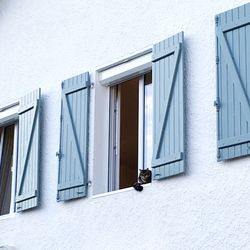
152 32 185 180
57 72 90 201
215 3 250 161
15 89 41 212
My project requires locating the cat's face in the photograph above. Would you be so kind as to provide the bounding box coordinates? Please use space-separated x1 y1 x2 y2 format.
139 168 152 183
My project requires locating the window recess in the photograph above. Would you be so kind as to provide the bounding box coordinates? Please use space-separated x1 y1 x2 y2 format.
0 89 41 214
95 31 185 195
108 73 152 191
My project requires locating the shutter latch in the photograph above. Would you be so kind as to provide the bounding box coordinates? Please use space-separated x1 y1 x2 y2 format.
214 98 220 112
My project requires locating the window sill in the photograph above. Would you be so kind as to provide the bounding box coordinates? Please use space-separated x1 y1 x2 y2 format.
0 212 16 221
92 183 152 199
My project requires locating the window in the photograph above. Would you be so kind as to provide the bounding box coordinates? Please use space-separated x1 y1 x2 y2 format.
108 72 152 191
0 124 17 215
0 89 41 213
57 32 185 198
90 31 185 196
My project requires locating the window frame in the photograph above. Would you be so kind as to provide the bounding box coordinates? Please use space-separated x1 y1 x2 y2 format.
95 48 153 194
0 101 19 216
108 74 152 192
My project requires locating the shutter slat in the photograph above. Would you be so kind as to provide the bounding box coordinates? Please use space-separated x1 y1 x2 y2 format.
152 32 185 180
15 89 41 212
57 72 90 201
216 3 250 161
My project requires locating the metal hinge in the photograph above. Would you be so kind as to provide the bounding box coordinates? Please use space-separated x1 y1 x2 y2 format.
215 16 219 26
216 56 219 64
214 98 220 112
61 82 64 89
90 82 94 88
56 151 62 159
217 149 221 159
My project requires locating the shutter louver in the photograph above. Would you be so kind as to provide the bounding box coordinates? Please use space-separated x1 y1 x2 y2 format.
215 3 250 161
15 89 41 212
152 32 185 180
57 72 90 201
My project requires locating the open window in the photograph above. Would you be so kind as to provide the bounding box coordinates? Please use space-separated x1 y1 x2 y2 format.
0 89 41 214
94 32 185 195
108 72 152 191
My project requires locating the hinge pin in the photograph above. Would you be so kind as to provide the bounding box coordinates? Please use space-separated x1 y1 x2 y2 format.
56 151 61 158
215 16 219 26
217 149 221 159
216 56 219 64
214 98 220 112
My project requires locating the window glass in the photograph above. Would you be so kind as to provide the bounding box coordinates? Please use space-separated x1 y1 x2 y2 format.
144 73 153 169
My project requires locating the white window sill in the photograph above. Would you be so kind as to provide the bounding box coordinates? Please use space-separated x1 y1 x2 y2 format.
92 183 152 199
0 212 16 221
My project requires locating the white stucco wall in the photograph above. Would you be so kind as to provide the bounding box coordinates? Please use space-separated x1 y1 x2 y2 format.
0 0 250 249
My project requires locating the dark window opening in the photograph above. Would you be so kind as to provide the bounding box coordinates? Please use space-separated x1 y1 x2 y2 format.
0 125 15 215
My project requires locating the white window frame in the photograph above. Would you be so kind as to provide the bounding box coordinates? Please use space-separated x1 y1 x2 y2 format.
0 101 19 216
94 47 153 194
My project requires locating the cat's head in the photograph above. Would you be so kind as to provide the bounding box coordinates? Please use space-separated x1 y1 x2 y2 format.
139 168 152 179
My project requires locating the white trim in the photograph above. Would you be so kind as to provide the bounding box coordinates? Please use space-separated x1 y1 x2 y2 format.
115 87 121 190
0 212 16 221
0 103 19 127
0 128 4 167
93 183 152 199
97 49 152 86
138 76 145 171
10 124 18 213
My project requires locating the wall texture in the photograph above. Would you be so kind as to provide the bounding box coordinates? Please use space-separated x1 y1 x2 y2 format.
0 0 250 249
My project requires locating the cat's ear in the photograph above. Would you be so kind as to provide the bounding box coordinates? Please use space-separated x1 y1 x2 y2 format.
139 169 142 172
146 168 149 170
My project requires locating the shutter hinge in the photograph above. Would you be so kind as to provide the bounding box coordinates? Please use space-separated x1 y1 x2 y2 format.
56 151 62 159
61 82 64 89
214 98 220 112
217 149 221 159
87 180 92 187
216 56 219 64
90 82 94 88
56 193 60 201
215 16 219 26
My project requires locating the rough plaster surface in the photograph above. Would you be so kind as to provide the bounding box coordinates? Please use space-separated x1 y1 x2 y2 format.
0 0 250 249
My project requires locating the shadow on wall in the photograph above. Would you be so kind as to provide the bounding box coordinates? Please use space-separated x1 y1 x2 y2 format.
0 0 11 20
0 246 16 250
183 36 192 176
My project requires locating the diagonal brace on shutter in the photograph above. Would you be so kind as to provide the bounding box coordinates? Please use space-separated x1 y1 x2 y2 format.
62 93 86 179
16 101 38 197
152 44 182 161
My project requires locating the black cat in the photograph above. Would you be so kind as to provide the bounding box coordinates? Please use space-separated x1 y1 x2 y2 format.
133 168 152 192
